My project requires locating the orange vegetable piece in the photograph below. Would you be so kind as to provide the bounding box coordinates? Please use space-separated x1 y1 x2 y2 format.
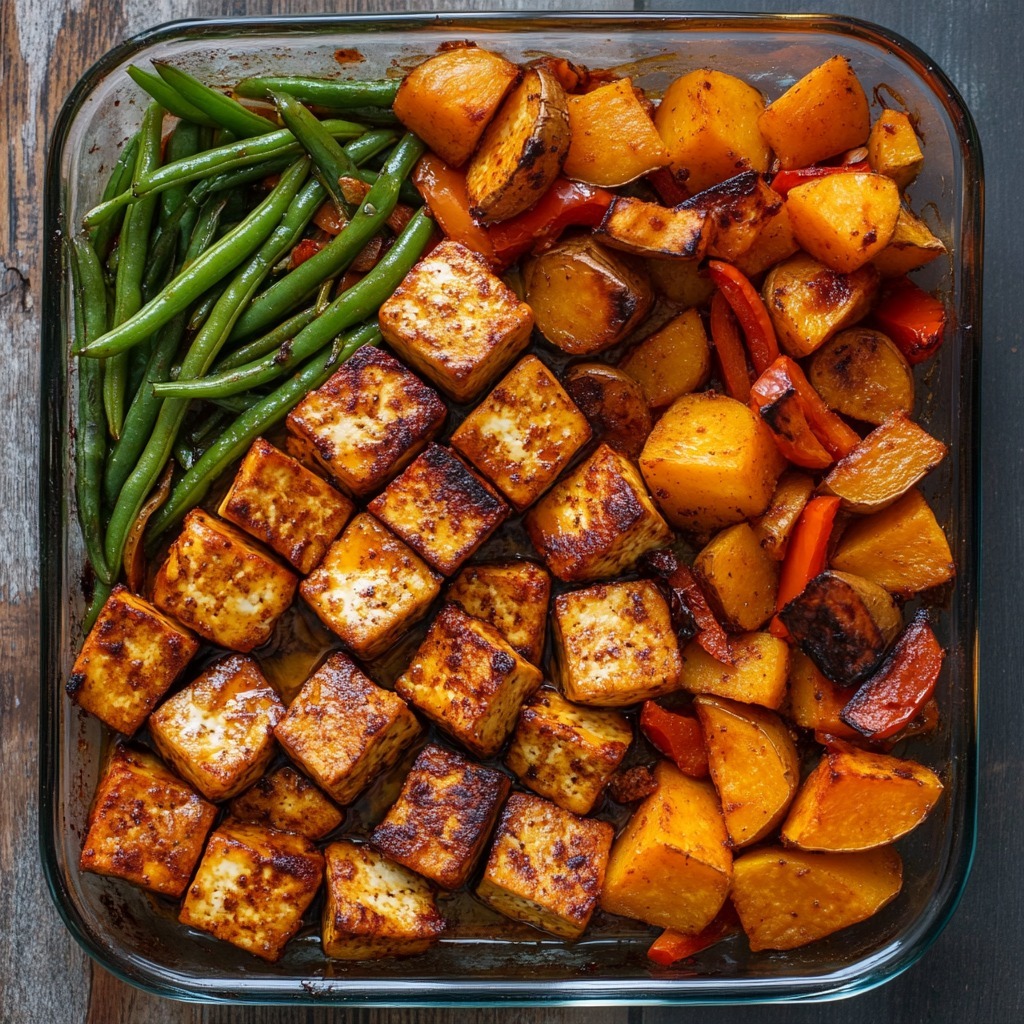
707 260 779 373
639 702 709 778
412 153 495 263
872 275 947 365
709 292 753 402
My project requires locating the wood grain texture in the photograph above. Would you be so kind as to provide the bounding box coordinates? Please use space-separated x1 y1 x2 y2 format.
2 0 1021 1021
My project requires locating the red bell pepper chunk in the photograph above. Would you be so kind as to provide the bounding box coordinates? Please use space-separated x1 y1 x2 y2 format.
770 160 871 196
873 275 947 365
411 153 496 263
289 237 325 269
707 260 780 374
674 563 734 665
840 610 945 739
750 373 835 470
709 291 753 401
639 702 709 778
647 905 740 966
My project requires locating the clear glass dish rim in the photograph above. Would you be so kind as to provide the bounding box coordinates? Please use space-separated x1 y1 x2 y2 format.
38 9 982 1008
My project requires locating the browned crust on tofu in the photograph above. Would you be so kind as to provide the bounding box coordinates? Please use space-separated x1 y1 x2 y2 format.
228 765 345 840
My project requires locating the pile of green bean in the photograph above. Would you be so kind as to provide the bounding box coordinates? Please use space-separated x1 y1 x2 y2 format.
69 63 434 623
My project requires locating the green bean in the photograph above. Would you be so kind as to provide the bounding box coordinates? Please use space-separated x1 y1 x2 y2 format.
153 61 278 138
154 206 434 399
127 65 219 128
235 75 400 111
212 303 320 373
89 133 140 261
83 580 114 633
147 323 381 540
334 106 402 126
209 392 265 414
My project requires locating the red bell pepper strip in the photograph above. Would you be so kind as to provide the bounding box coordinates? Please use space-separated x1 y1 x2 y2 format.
411 153 496 263
647 905 740 966
873 275 947 365
709 291 753 402
639 702 709 778
707 260 780 374
840 610 945 739
751 379 835 470
770 160 870 197
770 495 842 639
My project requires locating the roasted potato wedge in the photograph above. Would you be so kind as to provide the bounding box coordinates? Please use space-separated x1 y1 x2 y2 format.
694 523 779 631
867 108 924 190
563 363 653 460
751 469 815 559
619 308 711 409
596 196 710 260
871 206 947 277
680 631 790 710
680 171 784 262
644 257 715 307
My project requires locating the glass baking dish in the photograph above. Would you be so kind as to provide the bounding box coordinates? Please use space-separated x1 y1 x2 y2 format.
39 11 982 1006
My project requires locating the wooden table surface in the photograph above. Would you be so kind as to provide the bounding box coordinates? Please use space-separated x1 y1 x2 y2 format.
3 0 1020 1020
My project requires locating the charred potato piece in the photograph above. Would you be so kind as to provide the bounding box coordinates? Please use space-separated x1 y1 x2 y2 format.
694 522 780 631
563 363 653 460
871 206 947 277
867 108 924 190
595 196 710 260
619 309 712 409
751 469 815 559
680 171 784 262
466 65 570 223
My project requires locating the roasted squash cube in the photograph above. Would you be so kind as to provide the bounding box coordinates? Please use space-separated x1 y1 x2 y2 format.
505 688 632 814
867 108 924 190
477 792 614 940
286 344 446 498
450 355 592 512
680 631 790 709
552 580 682 707
299 513 441 660
228 765 344 841
275 652 421 805
67 585 199 735
80 745 216 898
218 437 354 574
694 522 779 631
526 443 672 582
368 444 510 575
378 240 534 402
786 648 859 737
179 820 324 962
322 840 445 960
445 560 551 664
371 743 510 889
619 308 711 409
395 603 543 758
149 654 286 803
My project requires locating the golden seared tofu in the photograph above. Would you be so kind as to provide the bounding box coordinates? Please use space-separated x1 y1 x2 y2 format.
275 652 421 805
228 765 344 841
286 344 446 498
505 688 632 814
449 355 592 511
371 743 511 889
218 437 354 574
152 509 298 653
79 745 216 898
148 655 286 803
395 604 543 758
445 560 551 664
368 444 510 576
526 443 672 582
476 792 614 940
179 820 324 962
552 580 682 706
322 840 445 960
299 513 441 660
378 239 534 402
67 585 198 735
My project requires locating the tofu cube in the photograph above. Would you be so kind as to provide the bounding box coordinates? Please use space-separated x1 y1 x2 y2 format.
218 437 354 574
450 355 592 511
378 239 534 402
228 765 345 841
553 580 683 706
445 560 551 664
526 443 673 582
322 840 445 960
505 688 632 814
152 509 298 653
476 792 614 940
148 654 286 802
368 444 510 576
274 652 421 805
299 513 441 660
286 344 447 498
179 820 324 962
79 745 216 898
395 604 543 758
67 585 199 735
371 743 511 889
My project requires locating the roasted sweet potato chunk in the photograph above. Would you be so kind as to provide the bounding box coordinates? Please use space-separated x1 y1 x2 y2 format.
619 309 711 409
751 470 815 559
694 523 779 631
867 108 924 190
563 363 652 459
596 196 710 260
680 171 784 262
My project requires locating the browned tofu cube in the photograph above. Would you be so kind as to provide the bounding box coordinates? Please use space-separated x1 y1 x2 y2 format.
322 840 445 960
368 444 510 576
152 509 298 653
526 443 672 582
395 604 543 758
476 792 614 940
371 743 511 889
217 437 354 574
179 820 324 962
378 239 534 402
286 345 446 498
79 745 216 898
148 655 286 803
505 688 632 814
228 765 344 841
445 560 551 664
66 585 199 735
449 355 592 511
299 513 441 660
275 653 421 805
553 580 683 706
